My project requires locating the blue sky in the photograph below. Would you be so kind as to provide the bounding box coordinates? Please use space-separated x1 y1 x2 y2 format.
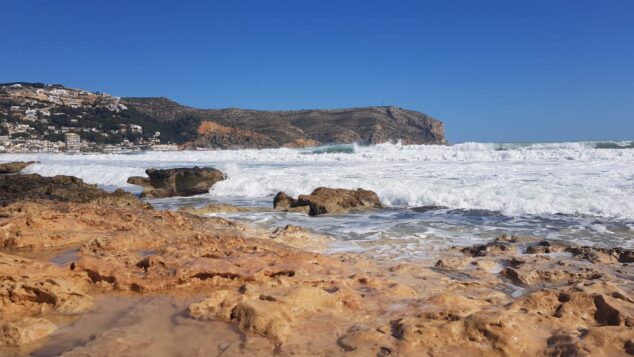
3 0 633 142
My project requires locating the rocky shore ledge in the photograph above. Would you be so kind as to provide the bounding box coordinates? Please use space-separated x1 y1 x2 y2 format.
0 170 632 356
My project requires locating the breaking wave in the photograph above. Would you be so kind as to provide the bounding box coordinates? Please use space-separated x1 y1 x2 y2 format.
3 140 633 219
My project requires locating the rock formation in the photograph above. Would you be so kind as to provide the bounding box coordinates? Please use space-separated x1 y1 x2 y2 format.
274 187 383 216
0 173 148 208
125 96 448 148
0 174 632 356
127 166 225 198
186 105 447 149
0 161 35 174
178 203 261 215
268 225 334 251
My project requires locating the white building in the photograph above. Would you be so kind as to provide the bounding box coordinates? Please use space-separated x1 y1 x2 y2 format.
129 124 143 134
65 132 81 152
151 144 179 151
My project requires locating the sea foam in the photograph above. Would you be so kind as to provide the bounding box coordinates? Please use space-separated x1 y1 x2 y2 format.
3 141 633 219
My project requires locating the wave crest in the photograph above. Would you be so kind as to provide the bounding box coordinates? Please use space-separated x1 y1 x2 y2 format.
3 140 633 219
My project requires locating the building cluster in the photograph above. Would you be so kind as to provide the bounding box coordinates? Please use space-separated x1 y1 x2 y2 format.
2 83 128 112
0 83 179 153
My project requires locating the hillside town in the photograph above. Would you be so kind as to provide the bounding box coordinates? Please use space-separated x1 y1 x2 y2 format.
0 83 179 152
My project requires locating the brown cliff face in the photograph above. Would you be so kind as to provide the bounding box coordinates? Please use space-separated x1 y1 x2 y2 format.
124 97 448 148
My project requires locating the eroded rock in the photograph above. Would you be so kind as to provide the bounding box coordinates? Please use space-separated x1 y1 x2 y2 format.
0 161 36 174
269 225 334 251
0 318 57 346
0 197 632 356
127 166 225 198
273 187 383 216
0 253 93 316
0 174 147 208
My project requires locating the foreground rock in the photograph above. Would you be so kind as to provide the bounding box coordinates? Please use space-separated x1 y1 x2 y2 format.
274 187 383 216
0 318 57 347
0 161 35 174
127 166 225 198
269 225 334 252
0 173 148 208
0 186 632 355
178 203 262 215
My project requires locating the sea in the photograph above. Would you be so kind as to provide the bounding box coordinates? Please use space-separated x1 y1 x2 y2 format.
3 141 634 259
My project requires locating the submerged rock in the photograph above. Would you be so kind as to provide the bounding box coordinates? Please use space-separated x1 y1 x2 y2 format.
127 166 225 198
269 225 334 251
0 161 36 174
178 203 260 215
273 187 383 216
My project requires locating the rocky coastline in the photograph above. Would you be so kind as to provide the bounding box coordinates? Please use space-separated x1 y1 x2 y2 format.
1 83 448 153
0 165 632 356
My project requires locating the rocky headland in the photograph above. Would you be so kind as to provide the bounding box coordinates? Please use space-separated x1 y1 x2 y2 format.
1 83 448 151
0 167 632 356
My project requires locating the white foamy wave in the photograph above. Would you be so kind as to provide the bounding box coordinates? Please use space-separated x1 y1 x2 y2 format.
2 141 633 219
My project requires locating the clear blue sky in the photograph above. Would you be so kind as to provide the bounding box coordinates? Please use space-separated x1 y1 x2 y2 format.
3 0 633 142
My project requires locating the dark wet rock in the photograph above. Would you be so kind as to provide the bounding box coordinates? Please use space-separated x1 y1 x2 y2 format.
273 192 296 210
410 205 448 213
501 266 603 286
273 187 383 216
525 240 569 254
460 241 514 257
458 235 541 257
522 239 634 264
544 333 586 357
0 161 36 174
566 246 634 264
272 192 310 214
594 294 634 327
0 174 148 208
127 166 225 198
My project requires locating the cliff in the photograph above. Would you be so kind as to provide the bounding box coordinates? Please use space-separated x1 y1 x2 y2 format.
124 98 448 148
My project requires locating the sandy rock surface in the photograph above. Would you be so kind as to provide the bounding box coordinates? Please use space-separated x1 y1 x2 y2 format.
0 176 632 356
